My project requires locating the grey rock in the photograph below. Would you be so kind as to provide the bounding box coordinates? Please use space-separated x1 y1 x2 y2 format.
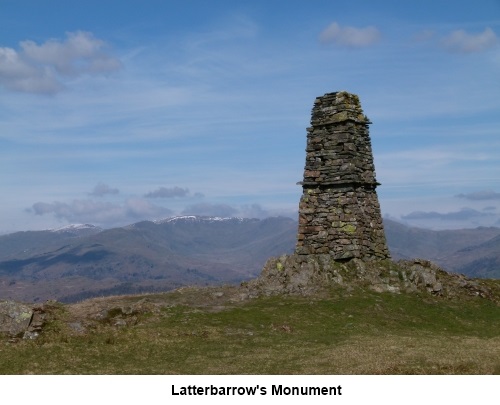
68 322 86 334
248 254 497 304
0 300 33 338
23 330 39 340
113 318 127 327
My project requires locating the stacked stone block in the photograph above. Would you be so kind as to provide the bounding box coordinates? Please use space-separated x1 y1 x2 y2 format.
295 91 390 261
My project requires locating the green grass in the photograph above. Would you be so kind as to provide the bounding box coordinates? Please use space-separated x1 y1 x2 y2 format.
1 287 500 374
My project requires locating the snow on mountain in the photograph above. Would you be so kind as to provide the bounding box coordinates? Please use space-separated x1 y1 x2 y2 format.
153 215 253 225
50 224 102 233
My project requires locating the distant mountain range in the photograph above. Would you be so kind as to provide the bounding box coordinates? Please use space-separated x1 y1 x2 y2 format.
0 216 499 303
0 216 296 302
384 219 500 278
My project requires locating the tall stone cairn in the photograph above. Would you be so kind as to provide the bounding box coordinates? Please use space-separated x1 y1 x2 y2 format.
295 91 390 261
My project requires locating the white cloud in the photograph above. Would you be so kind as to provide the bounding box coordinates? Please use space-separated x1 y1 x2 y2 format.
0 47 62 93
319 22 381 48
20 31 121 75
0 31 122 94
440 27 498 53
30 198 171 227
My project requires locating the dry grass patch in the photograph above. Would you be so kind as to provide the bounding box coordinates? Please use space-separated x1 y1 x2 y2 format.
1 286 499 374
291 335 500 374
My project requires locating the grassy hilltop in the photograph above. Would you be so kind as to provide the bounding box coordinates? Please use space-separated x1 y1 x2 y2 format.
1 270 500 374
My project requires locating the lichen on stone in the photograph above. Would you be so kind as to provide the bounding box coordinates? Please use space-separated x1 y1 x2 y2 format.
341 224 357 234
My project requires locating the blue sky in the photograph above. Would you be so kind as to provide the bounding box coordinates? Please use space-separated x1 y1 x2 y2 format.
1 0 500 232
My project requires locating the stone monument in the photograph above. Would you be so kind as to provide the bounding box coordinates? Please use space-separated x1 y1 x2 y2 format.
249 92 496 299
295 91 390 261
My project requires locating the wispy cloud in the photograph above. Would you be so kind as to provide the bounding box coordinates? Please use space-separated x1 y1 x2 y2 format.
29 198 171 227
376 146 497 190
456 190 500 201
144 186 190 199
378 148 493 167
402 207 493 221
239 203 270 219
412 29 436 42
2 5 500 232
89 182 120 197
0 31 122 94
180 202 293 220
181 202 239 217
319 22 381 48
440 27 498 53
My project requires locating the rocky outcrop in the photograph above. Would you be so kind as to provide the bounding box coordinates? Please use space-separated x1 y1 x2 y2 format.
0 300 53 340
248 255 498 302
0 301 33 338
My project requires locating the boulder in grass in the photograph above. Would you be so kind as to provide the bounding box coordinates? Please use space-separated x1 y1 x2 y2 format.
0 300 33 338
